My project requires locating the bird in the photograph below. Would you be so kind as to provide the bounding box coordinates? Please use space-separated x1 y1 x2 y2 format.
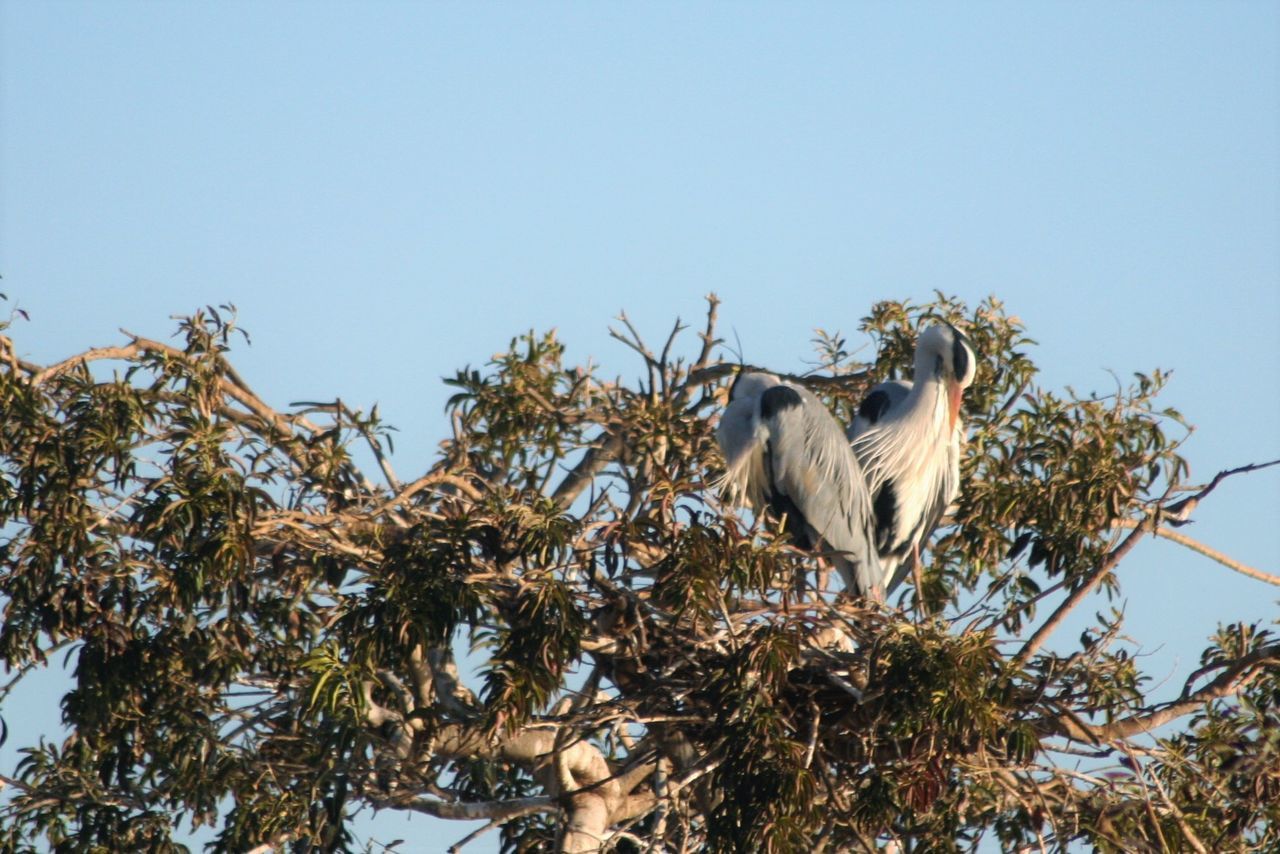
715 371 885 597
849 323 976 596
848 378 911 439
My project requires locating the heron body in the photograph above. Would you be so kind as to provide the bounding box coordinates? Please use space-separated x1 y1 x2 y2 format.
850 324 975 595
716 372 884 597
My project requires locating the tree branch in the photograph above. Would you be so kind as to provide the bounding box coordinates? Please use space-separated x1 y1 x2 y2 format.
685 362 870 391
372 793 556 822
552 432 627 509
29 344 144 385
694 293 722 370
1093 644 1279 741
1039 644 1280 743
1159 458 1280 525
1113 519 1280 586
1015 520 1151 665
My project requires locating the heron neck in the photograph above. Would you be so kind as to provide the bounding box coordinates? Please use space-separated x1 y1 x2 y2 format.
905 375 950 437
857 374 951 492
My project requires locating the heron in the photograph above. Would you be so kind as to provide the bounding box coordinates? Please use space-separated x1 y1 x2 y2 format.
850 323 976 596
715 372 885 597
848 378 911 439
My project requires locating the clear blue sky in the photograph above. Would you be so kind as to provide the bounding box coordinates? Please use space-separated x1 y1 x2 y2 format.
2 3 1278 851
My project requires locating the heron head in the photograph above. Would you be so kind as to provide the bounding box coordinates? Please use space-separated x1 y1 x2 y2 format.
727 370 780 402
916 323 977 430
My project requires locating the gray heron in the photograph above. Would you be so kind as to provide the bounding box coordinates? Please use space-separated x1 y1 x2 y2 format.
850 323 976 596
715 372 885 597
848 379 910 438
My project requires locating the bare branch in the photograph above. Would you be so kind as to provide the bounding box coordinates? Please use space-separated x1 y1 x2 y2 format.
552 432 627 509
686 362 870 392
1114 519 1280 587
694 293 722 370
1015 520 1152 665
372 793 556 822
1039 643 1280 743
447 820 502 853
1161 458 1280 526
610 311 661 400
657 316 687 396
29 344 143 385
1094 644 1279 741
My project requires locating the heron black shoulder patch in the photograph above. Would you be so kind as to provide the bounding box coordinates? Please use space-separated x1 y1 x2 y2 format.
858 389 893 425
873 482 897 555
760 385 803 419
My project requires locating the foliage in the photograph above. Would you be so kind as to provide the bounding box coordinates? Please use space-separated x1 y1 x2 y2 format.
0 295 1276 852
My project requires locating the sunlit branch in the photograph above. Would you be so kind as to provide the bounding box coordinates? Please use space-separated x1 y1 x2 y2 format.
1093 643 1279 741
1112 518 1280 587
371 792 556 822
1015 519 1152 665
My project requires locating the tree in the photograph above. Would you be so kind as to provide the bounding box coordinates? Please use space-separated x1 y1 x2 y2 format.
1 294 1276 853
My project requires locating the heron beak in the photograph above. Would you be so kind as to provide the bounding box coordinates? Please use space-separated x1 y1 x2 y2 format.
947 379 963 432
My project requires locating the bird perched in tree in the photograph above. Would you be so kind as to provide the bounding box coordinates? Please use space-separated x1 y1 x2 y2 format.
715 372 884 597
850 323 976 596
714 323 976 602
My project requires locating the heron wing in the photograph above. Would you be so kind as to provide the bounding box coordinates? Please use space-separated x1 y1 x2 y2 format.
760 384 884 596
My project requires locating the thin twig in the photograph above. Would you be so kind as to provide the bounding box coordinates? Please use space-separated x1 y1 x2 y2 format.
1144 758 1210 854
694 293 721 370
1113 519 1280 586
1097 644 1278 740
1119 742 1172 853
448 819 504 853
657 317 687 397
686 362 870 391
1160 458 1280 525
